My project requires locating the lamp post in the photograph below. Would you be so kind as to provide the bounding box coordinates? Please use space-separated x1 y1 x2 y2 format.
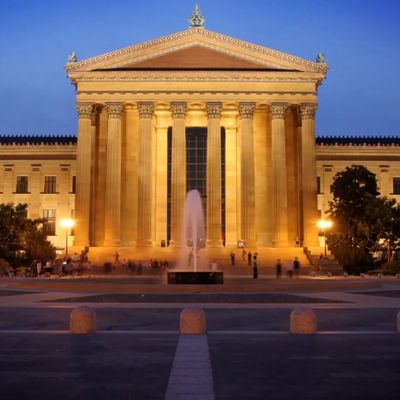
60 218 75 256
317 219 333 257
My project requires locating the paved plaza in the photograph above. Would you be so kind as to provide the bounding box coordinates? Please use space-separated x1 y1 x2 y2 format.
0 276 400 399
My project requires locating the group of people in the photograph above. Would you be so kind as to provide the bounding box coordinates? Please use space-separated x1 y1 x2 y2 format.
229 250 301 279
275 257 301 278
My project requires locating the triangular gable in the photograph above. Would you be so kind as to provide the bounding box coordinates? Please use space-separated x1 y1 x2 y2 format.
66 28 327 75
98 45 295 71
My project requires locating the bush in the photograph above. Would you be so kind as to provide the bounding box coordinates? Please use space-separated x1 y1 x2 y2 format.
368 260 400 275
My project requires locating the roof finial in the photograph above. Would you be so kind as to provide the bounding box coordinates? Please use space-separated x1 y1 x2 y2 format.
189 4 205 28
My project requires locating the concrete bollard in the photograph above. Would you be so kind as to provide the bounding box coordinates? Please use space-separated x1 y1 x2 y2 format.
290 306 317 334
70 306 97 334
397 311 400 333
180 307 207 335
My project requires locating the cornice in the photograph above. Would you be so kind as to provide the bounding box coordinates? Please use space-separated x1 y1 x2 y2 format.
76 90 315 97
66 28 328 75
69 70 322 83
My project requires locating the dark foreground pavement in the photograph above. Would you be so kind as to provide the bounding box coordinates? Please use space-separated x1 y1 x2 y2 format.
209 334 400 400
0 332 399 400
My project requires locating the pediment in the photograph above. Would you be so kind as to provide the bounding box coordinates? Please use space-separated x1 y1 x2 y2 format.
97 45 296 71
66 28 327 75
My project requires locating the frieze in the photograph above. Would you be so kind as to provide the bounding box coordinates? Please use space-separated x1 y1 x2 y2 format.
206 102 223 119
77 90 315 96
137 102 155 118
66 28 328 74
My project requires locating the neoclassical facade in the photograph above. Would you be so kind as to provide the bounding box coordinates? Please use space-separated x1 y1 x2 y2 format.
65 27 328 250
1 136 400 251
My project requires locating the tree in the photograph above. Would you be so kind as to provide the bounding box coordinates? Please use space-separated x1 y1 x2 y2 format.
0 203 55 266
326 165 400 273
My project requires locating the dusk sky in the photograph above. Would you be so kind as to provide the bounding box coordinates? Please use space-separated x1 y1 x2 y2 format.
0 0 399 136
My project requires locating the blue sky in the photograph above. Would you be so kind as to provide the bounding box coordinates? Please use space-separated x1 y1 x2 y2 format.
0 0 399 136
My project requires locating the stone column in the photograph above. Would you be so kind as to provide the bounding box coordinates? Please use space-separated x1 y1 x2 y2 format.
300 103 319 247
74 103 93 247
104 102 123 246
170 102 187 246
136 102 155 246
239 102 256 246
206 102 223 246
270 103 289 246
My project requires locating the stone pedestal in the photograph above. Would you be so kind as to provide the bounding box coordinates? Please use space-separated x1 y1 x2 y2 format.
180 307 207 334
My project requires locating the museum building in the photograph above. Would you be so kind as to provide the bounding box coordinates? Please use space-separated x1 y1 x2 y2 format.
1 15 399 253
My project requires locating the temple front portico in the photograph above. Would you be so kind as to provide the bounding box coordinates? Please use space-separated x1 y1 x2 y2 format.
66 20 328 251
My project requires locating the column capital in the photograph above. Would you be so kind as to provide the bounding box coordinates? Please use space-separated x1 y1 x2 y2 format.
238 102 256 119
170 102 187 119
106 102 123 119
270 103 288 119
300 103 318 119
206 102 223 119
138 102 155 119
76 103 93 119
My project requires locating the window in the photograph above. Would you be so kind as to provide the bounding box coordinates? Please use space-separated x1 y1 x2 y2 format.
72 176 76 194
16 176 28 193
44 176 56 193
43 209 56 235
317 177 321 194
393 177 400 194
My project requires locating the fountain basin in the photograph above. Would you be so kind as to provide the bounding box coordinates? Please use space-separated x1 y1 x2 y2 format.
168 271 224 285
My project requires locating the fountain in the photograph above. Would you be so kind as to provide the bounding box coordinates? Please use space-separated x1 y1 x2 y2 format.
168 190 223 284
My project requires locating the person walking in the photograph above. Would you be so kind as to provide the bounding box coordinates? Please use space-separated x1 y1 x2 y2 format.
247 252 252 266
230 252 235 266
276 259 282 279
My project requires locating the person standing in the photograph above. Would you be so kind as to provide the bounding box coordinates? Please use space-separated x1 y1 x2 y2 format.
230 252 235 266
293 257 300 277
286 262 294 278
247 252 252 266
276 259 282 279
36 260 42 277
252 257 258 279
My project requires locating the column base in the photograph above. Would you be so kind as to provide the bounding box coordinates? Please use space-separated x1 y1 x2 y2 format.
103 240 122 247
136 240 153 247
206 239 223 247
73 240 90 247
169 240 186 248
271 240 290 247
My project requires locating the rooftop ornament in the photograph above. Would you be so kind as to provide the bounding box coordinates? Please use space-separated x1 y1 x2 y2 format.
316 52 326 63
189 4 205 28
67 51 77 63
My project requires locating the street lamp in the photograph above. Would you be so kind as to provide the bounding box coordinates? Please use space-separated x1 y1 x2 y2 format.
317 219 333 257
60 218 75 256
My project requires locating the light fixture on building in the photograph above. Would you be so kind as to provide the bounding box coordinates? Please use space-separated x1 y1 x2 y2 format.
317 219 333 257
59 218 75 256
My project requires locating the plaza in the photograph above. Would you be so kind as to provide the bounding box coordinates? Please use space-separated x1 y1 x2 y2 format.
0 275 400 399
